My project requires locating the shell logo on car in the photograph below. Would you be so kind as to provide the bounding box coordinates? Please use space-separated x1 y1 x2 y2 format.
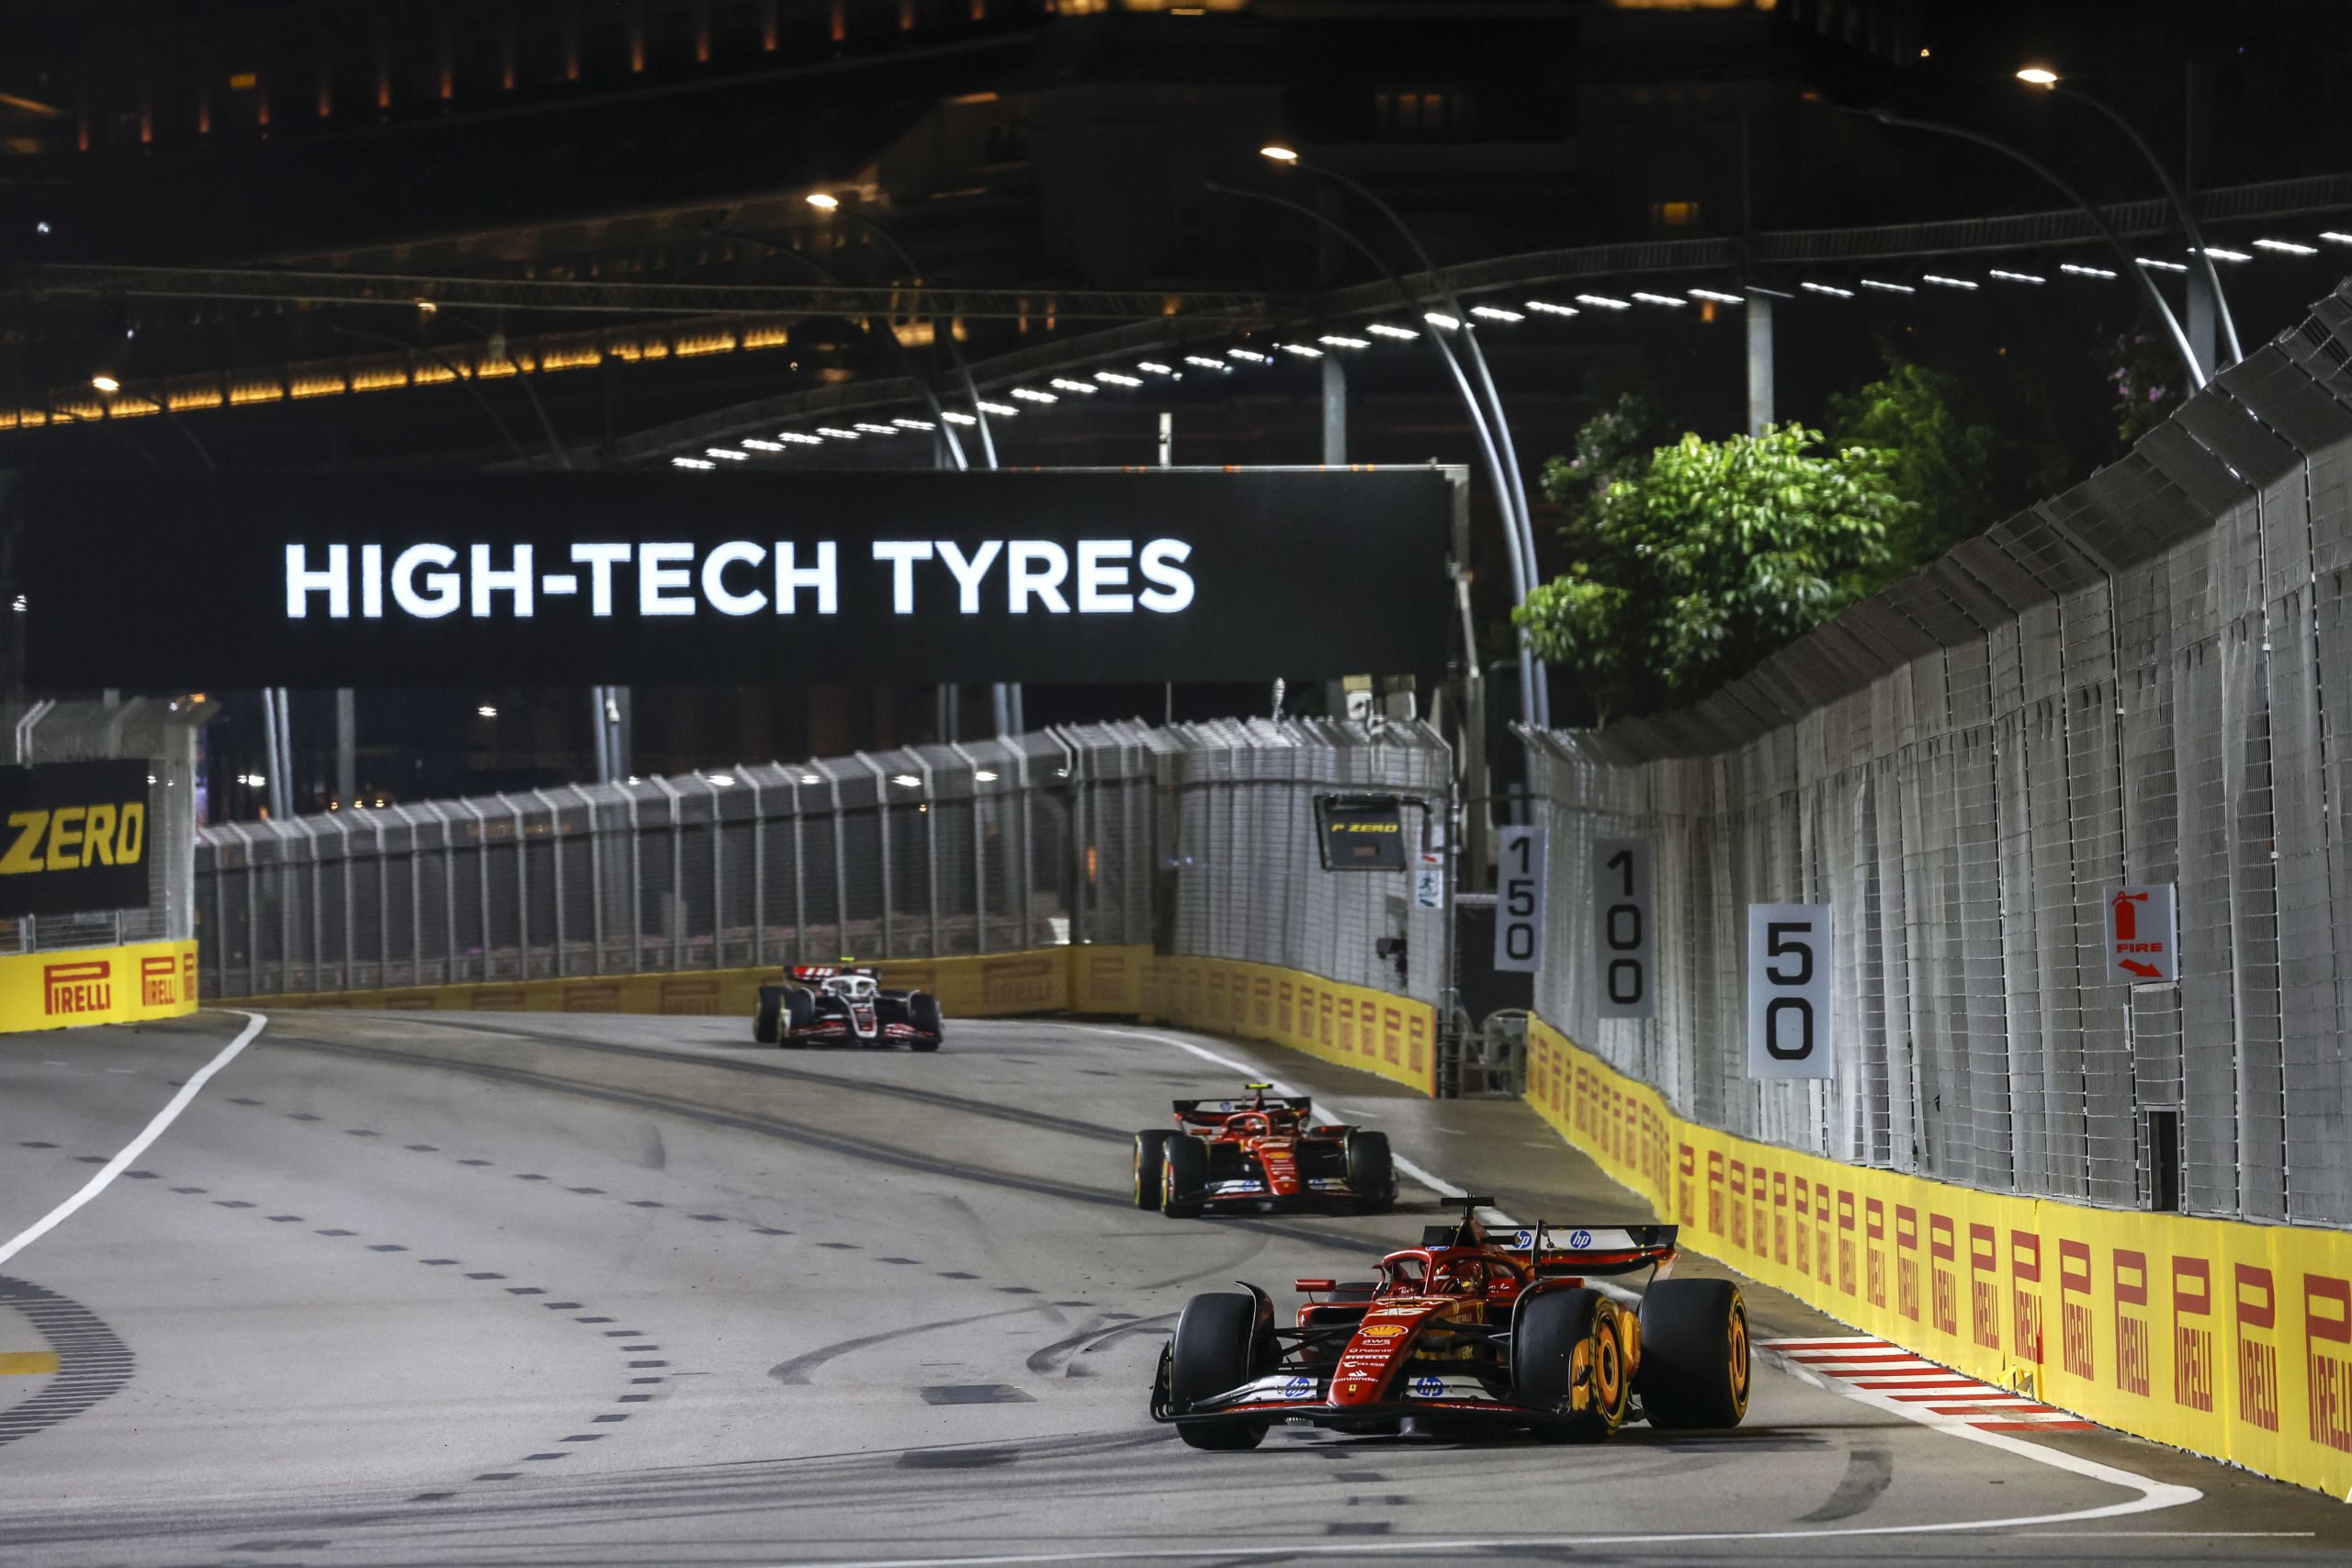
1360 1324 1407 1339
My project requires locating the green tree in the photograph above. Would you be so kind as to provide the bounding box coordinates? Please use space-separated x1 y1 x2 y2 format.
1516 423 1901 723
1827 353 2071 591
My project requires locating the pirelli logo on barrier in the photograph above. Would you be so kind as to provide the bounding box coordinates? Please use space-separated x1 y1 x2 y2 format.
2310 1275 2352 1453
0 940 197 1032
44 958 111 1016
0 761 153 919
1896 1205 1921 1323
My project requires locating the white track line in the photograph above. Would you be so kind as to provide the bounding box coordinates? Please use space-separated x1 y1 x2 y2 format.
0 1010 267 1269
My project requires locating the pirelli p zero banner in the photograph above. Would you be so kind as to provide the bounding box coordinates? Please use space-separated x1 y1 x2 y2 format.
10 468 1453 688
0 760 153 918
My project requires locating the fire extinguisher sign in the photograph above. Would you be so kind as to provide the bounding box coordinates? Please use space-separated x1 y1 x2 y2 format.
2105 885 2178 984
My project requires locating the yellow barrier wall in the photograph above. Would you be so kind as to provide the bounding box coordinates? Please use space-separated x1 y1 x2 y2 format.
1525 1014 2352 1499
0 940 199 1032
225 944 1438 1097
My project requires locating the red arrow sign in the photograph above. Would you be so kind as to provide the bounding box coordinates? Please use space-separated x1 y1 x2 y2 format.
2120 959 2163 979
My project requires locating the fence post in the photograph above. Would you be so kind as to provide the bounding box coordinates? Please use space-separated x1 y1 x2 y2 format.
916 751 941 957
746 768 766 969
947 741 988 954
853 752 893 956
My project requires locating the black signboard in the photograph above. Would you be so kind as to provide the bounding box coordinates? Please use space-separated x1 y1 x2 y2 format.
10 468 1452 688
0 760 153 917
1316 793 1408 872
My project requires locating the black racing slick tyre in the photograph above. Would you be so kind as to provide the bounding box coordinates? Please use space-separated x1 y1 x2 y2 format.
1344 1130 1396 1213
907 991 944 1051
1635 1278 1750 1429
1169 1292 1269 1451
752 987 782 1045
1134 1131 1172 1211
781 987 816 1047
1161 1134 1208 1218
1513 1288 1630 1443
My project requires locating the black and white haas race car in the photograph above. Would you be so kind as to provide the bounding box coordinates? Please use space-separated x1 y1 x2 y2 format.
753 964 943 1051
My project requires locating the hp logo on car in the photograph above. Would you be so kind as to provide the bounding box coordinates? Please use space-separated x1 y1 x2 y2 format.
1411 1376 1445 1398
1569 1229 1593 1247
1283 1377 1317 1400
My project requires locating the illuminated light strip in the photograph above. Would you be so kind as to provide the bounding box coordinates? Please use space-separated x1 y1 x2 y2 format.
1574 294 1633 310
941 411 978 425
1136 361 1175 374
1050 378 1100 393
1010 387 1058 401
1469 305 1525 321
1279 343 1325 357
1629 292 1685 308
1921 274 1978 289
2253 239 2317 255
776 431 824 445
704 446 751 460
1317 334 1372 347
2135 256 2188 273
976 400 1018 416
814 426 862 439
1988 269 2046 284
2323 231 2352 245
1182 355 1230 369
1364 323 1419 340
1524 300 1580 316
1687 288 1744 304
852 423 899 434
1860 279 1916 294
1094 371 1143 387
2195 246 2251 262
741 438 785 451
891 417 935 429
1226 348 1272 363
1423 312 1461 330
1799 281 1854 299
673 457 716 468
2061 263 2118 278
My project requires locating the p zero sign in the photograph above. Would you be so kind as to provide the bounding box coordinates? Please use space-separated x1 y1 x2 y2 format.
10 468 1452 688
1747 902 1833 1080
0 761 152 918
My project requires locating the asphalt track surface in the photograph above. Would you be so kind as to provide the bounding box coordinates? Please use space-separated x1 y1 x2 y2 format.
2 1009 2348 1567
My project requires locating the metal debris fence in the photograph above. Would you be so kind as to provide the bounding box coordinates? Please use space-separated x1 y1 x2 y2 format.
1523 279 2352 1230
196 717 1451 1012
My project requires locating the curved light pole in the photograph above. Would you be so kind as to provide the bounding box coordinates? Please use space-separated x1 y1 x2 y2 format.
1260 144 1549 728
1204 178 1540 730
2017 66 2241 368
808 192 1016 734
1843 105 2206 391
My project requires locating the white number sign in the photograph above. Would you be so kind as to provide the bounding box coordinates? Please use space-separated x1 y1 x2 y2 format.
1593 839 1654 1019
1494 827 1547 975
1747 903 1833 1079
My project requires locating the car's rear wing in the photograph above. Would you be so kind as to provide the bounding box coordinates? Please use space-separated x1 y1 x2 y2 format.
1173 1096 1312 1121
1420 1221 1679 1276
791 964 878 982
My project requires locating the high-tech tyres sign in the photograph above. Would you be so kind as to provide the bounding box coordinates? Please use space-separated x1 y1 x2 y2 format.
1494 826 1546 975
0 761 152 918
10 469 1451 687
1592 838 1654 1020
1747 902 1832 1079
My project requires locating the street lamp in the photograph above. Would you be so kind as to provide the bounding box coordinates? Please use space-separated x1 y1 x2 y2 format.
808 189 1020 736
1842 105 2207 392
1254 143 1550 728
2015 64 2241 369
1205 176 1542 730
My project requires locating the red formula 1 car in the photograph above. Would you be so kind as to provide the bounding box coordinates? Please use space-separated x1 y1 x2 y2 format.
1131 1083 1396 1218
752 965 943 1051
1150 1199 1748 1449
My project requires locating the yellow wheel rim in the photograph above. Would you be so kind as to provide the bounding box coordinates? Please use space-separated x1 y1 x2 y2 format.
1727 1303 1750 1410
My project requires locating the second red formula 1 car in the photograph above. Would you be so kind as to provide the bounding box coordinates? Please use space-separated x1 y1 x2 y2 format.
1131 1082 1396 1217
1149 1198 1748 1449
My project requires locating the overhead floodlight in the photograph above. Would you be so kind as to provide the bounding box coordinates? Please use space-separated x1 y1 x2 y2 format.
742 438 785 451
815 427 862 439
853 423 899 434
707 773 737 787
705 446 751 459
1095 371 1143 387
1574 294 1632 310
777 431 824 445
890 773 922 787
941 411 978 424
1136 361 1175 374
972 769 999 783
673 457 715 469
1988 269 2046 284
2254 239 2318 255
798 773 821 785
892 417 936 429
1686 288 1744 305
1860 279 1915 294
1183 355 1231 369
1469 305 1526 321
90 374 121 393
1525 299 1580 316
2016 65 2060 86
2323 232 2352 245
1629 293 1686 308
977 400 1018 416
2135 256 2188 273
1011 387 1059 401
1317 334 1372 348
1050 378 1100 393
1279 343 1324 357
2194 246 2251 263
1423 312 1461 330
806 192 841 210
2061 263 2118 278
1922 274 1978 289
1260 144 1299 164
1799 281 1854 299
1364 323 1419 339
1227 348 1272 363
